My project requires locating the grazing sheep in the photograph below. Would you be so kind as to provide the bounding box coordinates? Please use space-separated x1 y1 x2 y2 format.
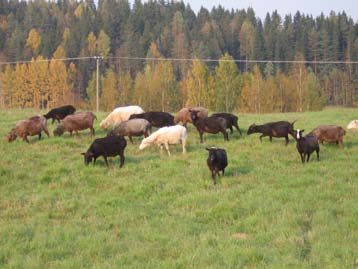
308 125 346 147
107 118 151 143
43 105 76 124
53 112 96 137
293 129 320 163
6 115 49 143
129 111 175 128
211 112 242 135
190 110 228 143
81 135 127 167
206 147 228 184
139 125 187 156
347 120 358 130
247 120 296 145
174 107 208 126
100 105 144 129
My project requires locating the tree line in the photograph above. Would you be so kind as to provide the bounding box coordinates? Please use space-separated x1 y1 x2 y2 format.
0 0 357 112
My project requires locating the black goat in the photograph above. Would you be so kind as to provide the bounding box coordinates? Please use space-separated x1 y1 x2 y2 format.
190 110 228 143
247 120 296 145
206 147 228 184
81 135 127 167
43 105 76 124
211 112 242 135
293 129 320 163
129 111 175 128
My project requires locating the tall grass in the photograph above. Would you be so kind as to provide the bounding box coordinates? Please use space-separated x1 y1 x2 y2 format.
0 108 358 268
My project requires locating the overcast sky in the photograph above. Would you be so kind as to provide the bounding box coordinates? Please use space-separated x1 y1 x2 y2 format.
181 0 358 21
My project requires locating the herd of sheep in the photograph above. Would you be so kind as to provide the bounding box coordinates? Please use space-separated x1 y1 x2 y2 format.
5 104 356 184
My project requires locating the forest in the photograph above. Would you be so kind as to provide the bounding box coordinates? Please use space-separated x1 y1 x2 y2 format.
0 0 357 112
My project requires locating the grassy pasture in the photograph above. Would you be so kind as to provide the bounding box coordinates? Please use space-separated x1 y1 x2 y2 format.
0 108 358 268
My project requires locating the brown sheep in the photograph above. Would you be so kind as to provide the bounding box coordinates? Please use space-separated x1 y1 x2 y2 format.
53 112 96 137
6 115 49 143
174 107 208 126
308 125 346 147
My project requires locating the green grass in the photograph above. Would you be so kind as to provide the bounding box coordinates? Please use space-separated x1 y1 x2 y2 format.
1 108 358 268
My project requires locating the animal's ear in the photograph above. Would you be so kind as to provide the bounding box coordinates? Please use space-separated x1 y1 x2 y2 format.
206 147 210 151
301 129 305 133
80 152 86 155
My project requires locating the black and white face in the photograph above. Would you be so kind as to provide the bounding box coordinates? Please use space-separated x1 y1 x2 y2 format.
296 129 304 140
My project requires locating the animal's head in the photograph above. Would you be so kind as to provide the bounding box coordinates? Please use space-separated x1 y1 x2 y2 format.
347 120 358 129
81 151 94 166
128 114 139 120
247 124 257 135
100 120 109 129
206 147 218 161
293 129 305 140
53 125 64 136
6 131 17 143
139 138 150 150
189 110 199 121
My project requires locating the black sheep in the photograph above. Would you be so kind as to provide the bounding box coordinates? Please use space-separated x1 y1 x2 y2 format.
247 120 296 145
81 135 127 167
293 129 320 163
44 105 76 124
206 147 228 184
211 112 242 135
129 111 175 128
190 110 228 143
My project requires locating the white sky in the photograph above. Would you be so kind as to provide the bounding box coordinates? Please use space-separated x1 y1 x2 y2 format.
181 0 358 21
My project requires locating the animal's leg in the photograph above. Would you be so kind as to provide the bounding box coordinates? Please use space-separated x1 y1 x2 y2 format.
285 135 289 145
182 139 186 154
236 124 242 135
339 139 344 148
38 133 42 140
164 143 171 156
300 153 305 163
211 171 216 184
119 151 125 168
103 156 109 167
93 157 97 166
259 134 266 141
316 149 320 161
24 136 30 143
222 168 225 176
223 130 229 141
199 132 204 143
90 127 95 137
306 153 311 162
70 131 73 136
43 126 50 137
129 136 134 144
269 136 273 142
229 126 233 134
75 130 80 136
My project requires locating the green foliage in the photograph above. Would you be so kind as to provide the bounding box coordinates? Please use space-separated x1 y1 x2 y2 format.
1 108 358 268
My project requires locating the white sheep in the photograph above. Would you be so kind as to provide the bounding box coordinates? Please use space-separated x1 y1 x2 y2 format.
139 125 187 156
347 120 358 130
100 105 144 129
